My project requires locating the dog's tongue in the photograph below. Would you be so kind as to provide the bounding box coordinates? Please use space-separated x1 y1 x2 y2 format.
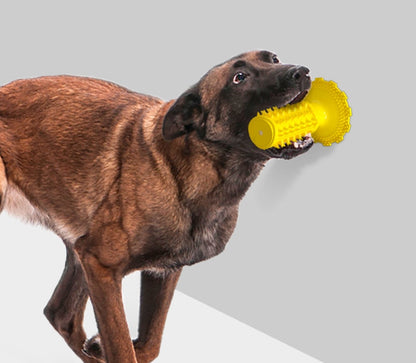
289 90 308 105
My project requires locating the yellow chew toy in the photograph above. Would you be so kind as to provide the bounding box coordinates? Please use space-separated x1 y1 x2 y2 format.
248 78 351 149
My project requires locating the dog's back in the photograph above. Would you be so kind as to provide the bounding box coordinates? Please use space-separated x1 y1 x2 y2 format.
0 75 164 240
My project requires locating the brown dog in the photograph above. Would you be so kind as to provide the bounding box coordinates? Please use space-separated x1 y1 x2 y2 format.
0 50 312 363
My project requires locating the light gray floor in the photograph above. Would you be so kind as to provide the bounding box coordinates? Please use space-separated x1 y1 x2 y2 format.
0 234 321 363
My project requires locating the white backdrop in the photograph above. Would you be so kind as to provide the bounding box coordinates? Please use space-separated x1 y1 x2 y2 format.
0 1 415 362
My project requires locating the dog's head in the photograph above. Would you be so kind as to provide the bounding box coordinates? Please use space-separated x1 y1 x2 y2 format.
162 50 312 160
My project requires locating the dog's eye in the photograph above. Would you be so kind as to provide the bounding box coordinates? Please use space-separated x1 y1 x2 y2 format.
272 55 279 64
233 72 247 85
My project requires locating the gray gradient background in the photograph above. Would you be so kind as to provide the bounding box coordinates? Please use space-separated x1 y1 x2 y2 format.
0 1 415 363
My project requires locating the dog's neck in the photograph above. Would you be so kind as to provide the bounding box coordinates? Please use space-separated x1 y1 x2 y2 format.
160 130 265 207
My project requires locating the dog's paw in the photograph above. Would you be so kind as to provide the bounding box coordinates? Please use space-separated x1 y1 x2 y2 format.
83 335 105 362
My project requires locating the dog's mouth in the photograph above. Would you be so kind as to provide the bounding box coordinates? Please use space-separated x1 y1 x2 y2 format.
264 133 314 159
264 89 314 159
288 89 308 105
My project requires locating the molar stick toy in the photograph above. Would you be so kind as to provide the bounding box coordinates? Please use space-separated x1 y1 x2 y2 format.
248 78 352 150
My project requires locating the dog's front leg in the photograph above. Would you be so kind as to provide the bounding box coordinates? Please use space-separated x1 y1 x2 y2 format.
133 269 182 363
76 239 137 363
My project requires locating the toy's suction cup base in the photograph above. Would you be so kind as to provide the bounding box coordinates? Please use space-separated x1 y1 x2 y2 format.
306 78 351 146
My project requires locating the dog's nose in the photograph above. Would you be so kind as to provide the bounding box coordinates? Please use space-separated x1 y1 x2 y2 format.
288 66 310 81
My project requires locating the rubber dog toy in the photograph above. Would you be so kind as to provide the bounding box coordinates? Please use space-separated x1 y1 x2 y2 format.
248 78 351 149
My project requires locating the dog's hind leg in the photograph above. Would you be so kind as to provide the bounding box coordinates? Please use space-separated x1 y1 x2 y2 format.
44 244 98 363
0 155 7 212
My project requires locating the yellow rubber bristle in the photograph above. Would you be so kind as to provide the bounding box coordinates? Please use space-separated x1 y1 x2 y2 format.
248 102 319 150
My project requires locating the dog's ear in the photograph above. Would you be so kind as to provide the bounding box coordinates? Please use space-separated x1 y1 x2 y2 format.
162 87 203 140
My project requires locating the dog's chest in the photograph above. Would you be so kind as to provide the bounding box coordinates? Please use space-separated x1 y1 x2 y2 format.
131 204 238 271
178 204 239 265
175 166 262 266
